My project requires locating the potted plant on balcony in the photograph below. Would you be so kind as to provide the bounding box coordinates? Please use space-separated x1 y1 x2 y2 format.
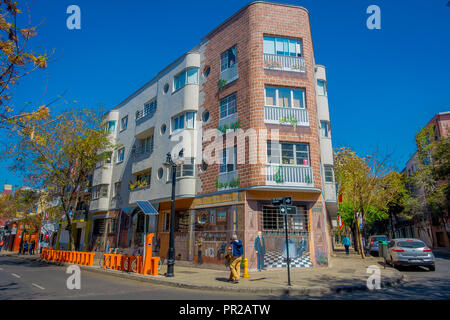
279 116 298 131
217 79 228 92
305 174 312 184
274 166 284 183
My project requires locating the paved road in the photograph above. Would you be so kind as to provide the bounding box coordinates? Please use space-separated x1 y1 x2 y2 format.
0 255 264 300
1 253 449 300
300 252 450 300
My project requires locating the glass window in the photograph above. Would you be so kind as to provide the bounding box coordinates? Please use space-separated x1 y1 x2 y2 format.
265 87 276 106
107 121 116 133
268 142 310 166
121 116 128 131
117 148 125 163
220 45 237 72
324 165 334 182
220 93 237 119
185 112 195 129
219 147 236 173
317 80 326 96
265 86 305 109
100 185 108 198
172 112 195 131
186 67 198 84
175 71 186 91
320 121 329 137
263 36 275 54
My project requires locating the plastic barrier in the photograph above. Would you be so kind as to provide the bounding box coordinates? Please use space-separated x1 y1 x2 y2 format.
41 249 95 266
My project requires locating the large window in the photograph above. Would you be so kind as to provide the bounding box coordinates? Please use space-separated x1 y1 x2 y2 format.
267 142 310 166
107 121 116 133
220 93 237 119
139 136 154 154
324 165 334 183
262 205 308 232
265 86 305 108
219 146 237 173
220 45 236 72
174 67 199 91
263 36 302 57
172 112 195 131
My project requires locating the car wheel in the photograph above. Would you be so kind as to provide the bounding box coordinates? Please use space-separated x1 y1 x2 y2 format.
428 265 435 272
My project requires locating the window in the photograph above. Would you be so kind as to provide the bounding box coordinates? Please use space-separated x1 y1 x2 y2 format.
265 86 305 108
169 158 195 180
324 165 334 183
163 83 169 94
107 121 116 133
172 112 195 131
113 182 121 198
121 116 128 131
263 36 302 57
219 146 237 173
160 123 166 135
262 205 308 232
136 172 151 186
157 168 164 179
92 184 109 199
117 148 125 163
139 136 154 153
174 67 199 91
320 121 330 137
144 100 157 117
317 80 327 96
220 45 236 72
267 142 310 166
220 93 237 119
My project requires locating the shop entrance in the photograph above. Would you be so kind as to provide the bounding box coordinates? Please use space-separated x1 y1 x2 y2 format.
260 205 312 269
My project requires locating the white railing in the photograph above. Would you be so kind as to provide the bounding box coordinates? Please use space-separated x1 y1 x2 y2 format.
264 106 309 126
263 53 306 73
219 63 238 84
266 165 313 186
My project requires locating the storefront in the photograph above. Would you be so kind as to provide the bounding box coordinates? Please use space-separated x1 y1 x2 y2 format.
88 211 120 252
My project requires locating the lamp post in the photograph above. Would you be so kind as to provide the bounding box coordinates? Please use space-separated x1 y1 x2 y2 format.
163 152 177 277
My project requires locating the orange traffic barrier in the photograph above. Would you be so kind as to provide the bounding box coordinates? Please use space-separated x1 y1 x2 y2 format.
40 249 94 266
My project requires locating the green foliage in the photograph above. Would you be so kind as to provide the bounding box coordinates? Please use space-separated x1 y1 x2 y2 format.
217 79 228 91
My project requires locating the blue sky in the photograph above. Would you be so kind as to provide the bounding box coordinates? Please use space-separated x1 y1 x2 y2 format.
1 0 449 190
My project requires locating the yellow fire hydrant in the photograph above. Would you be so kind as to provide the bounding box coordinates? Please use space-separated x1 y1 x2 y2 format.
243 258 250 278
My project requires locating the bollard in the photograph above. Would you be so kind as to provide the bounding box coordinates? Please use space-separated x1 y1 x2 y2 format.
243 258 250 278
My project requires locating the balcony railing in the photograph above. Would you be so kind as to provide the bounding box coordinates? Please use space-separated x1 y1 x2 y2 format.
132 144 154 159
263 53 306 73
264 106 309 126
219 63 238 84
136 106 156 122
266 165 314 186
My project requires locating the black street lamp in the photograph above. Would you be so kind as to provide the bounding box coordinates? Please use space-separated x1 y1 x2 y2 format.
163 152 177 277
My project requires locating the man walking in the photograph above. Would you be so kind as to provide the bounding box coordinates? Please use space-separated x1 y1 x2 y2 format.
342 235 351 255
23 241 29 255
0 239 4 252
30 241 35 255
254 231 266 271
228 234 243 284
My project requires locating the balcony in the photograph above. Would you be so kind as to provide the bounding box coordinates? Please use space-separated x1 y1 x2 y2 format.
131 145 153 174
264 106 309 126
266 165 314 187
219 63 238 84
263 54 306 73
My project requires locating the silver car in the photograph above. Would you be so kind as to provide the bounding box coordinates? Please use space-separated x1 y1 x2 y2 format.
386 238 435 271
367 235 389 256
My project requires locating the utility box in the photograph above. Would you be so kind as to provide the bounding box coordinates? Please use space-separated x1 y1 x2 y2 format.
378 241 389 258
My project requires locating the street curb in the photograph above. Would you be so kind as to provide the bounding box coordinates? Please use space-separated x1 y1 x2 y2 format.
1 254 404 296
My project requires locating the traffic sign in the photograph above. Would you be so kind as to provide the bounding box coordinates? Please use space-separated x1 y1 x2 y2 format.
283 197 292 206
279 205 297 215
271 197 283 206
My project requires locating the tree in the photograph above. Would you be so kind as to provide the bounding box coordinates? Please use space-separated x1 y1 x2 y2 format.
12 108 115 251
334 147 407 258
0 0 50 131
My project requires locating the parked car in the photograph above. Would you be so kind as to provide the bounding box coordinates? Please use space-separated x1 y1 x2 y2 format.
366 235 389 256
386 238 435 271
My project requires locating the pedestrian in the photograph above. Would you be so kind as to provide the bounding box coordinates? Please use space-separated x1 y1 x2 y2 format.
23 241 29 255
342 235 351 255
254 231 266 271
19 240 23 255
228 234 244 284
0 239 4 252
30 241 35 255
195 237 203 265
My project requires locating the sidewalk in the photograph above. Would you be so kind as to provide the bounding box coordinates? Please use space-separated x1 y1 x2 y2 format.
0 251 403 296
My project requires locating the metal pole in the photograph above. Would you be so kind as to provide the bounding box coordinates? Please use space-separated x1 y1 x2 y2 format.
284 213 291 286
166 164 177 277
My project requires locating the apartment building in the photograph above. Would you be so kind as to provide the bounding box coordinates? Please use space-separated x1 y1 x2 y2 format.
88 1 337 269
402 111 450 248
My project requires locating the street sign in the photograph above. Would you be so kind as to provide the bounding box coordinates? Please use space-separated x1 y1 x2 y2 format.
271 197 283 206
283 197 292 206
279 205 297 215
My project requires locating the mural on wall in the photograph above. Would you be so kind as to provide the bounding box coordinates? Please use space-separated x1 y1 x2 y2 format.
312 206 328 266
254 231 266 271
